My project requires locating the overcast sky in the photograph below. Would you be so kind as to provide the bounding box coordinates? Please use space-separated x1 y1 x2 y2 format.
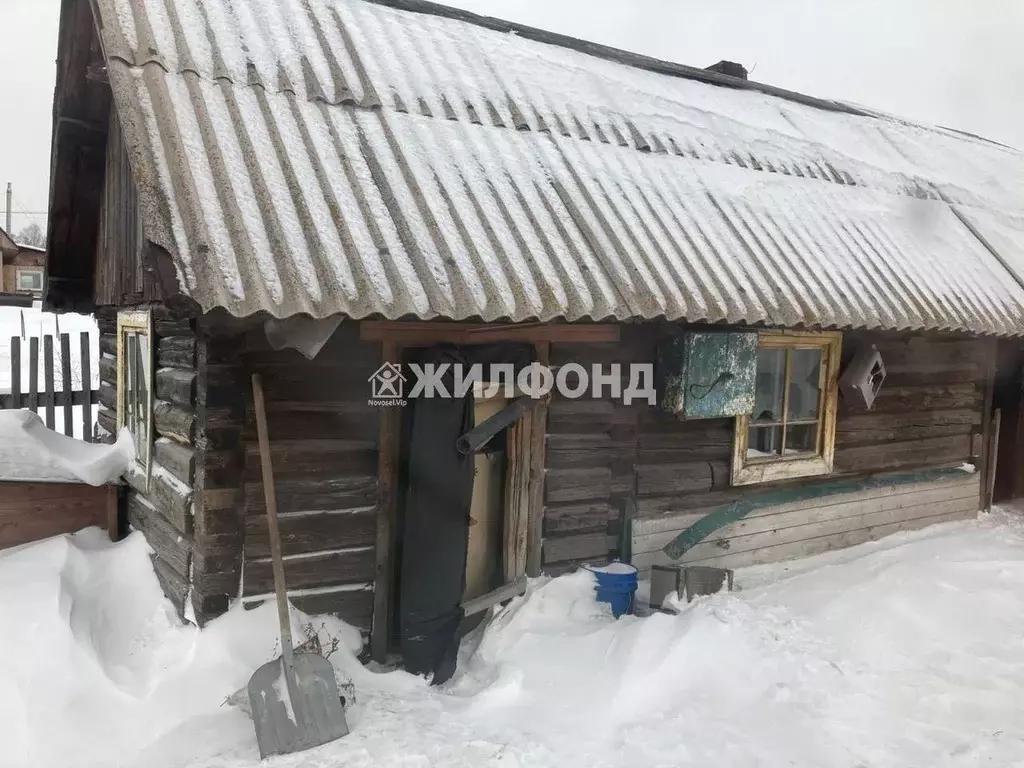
1 0 1022 238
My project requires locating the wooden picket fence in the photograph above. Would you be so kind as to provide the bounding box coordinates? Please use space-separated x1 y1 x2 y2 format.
1 332 100 441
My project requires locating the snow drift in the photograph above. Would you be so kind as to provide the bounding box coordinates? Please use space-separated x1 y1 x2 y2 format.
0 410 133 484
3 513 1024 768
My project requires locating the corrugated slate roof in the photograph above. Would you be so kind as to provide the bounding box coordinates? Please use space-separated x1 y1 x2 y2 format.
94 0 1024 334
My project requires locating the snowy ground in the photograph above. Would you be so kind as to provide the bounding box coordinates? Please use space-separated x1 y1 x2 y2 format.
3 512 1024 768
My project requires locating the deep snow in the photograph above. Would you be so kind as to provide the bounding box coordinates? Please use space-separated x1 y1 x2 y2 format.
0 410 133 484
4 513 1024 768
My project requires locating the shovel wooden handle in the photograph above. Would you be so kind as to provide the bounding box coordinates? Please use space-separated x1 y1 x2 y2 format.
252 373 295 669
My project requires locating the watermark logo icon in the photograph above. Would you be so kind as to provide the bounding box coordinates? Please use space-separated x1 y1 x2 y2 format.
368 362 407 404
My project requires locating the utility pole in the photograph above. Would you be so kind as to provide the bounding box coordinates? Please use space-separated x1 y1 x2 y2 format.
5 182 11 233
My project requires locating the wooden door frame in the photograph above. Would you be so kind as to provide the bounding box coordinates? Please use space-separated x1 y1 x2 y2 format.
361 321 618 662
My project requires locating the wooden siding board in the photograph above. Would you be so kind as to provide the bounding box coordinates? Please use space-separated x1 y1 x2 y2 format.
633 477 981 556
545 329 989 574
633 504 979 572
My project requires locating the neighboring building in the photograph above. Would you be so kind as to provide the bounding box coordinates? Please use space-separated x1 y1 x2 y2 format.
45 0 1024 678
0 226 45 298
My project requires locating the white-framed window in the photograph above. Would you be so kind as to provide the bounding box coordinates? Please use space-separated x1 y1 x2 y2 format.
16 268 43 292
117 310 153 481
732 330 842 486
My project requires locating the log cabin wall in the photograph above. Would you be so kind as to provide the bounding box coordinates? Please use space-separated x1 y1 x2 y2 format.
239 323 380 632
543 326 991 574
93 109 160 307
96 309 246 624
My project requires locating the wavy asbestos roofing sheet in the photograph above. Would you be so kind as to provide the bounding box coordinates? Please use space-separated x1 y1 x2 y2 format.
95 0 1024 334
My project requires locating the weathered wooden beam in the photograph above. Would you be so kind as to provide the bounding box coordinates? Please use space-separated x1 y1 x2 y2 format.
157 335 196 369
359 321 620 345
81 332 93 442
43 336 55 429
462 577 529 617
154 438 195 486
60 333 73 436
371 339 398 664
10 337 21 409
526 342 550 577
98 354 117 386
155 367 196 406
153 399 195 445
127 492 191 576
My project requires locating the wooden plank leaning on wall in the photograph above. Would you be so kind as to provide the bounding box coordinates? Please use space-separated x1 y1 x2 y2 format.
360 322 618 663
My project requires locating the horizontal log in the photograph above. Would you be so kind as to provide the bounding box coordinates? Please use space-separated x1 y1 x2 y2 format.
154 438 195 485
154 319 194 337
835 435 972 474
632 479 981 556
244 587 375 630
127 492 191 577
837 408 980 432
97 406 116 437
99 333 116 357
543 502 613 535
98 382 116 410
154 400 195 445
841 384 980 415
544 467 611 504
543 532 609 564
155 367 196 406
99 355 117 386
244 508 377 559
242 440 377 482
244 547 375 593
124 463 193 534
637 460 727 497
240 403 380 442
633 502 978 572
150 553 189 618
835 423 973 448
244 476 378 516
158 335 196 369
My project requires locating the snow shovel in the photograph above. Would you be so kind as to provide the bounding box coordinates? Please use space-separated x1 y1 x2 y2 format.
248 373 349 758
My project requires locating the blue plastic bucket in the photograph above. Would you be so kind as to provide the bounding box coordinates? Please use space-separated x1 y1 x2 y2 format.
586 562 638 617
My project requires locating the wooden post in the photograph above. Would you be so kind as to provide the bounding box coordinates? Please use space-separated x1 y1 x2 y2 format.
526 342 550 577
10 336 20 410
43 335 55 430
60 333 73 437
987 409 1002 513
28 337 38 412
80 332 93 442
370 340 400 664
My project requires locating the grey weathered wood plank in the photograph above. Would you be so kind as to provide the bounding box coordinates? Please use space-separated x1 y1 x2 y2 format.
80 332 93 442
60 333 73 436
632 495 979 571
28 337 38 411
631 473 981 545
632 479 981 556
10 336 21 410
43 335 55 430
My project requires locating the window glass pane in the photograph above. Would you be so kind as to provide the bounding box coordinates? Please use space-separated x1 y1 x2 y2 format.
753 348 785 423
748 425 782 458
785 423 819 455
788 348 822 421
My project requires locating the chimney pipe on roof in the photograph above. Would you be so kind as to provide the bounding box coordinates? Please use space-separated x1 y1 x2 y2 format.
705 60 748 80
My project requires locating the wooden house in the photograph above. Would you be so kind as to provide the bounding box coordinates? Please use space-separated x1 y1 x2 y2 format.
44 0 1024 673
0 226 46 298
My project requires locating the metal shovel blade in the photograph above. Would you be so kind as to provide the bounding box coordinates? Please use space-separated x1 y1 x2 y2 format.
248 652 349 759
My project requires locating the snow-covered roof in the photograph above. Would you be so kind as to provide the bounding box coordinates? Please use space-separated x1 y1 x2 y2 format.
93 0 1024 334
